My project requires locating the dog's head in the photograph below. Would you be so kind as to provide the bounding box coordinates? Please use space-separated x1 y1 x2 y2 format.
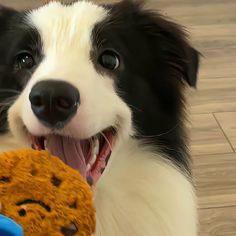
1 1 199 183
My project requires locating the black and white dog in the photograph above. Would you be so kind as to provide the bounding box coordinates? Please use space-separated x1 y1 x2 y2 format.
0 1 199 235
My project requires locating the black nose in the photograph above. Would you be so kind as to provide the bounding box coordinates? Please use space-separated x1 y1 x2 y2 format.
29 80 80 128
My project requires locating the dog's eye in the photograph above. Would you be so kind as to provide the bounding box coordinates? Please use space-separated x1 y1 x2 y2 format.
98 50 120 70
15 52 35 70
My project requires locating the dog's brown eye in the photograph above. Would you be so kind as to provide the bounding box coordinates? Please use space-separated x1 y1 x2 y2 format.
15 52 35 70
99 50 120 70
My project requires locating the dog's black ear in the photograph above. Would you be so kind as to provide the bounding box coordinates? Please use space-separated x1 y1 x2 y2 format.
144 17 199 88
0 5 19 32
130 1 200 87
106 0 200 87
185 46 199 87
0 5 18 19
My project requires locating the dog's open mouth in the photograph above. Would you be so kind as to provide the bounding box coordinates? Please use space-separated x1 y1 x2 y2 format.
31 128 116 186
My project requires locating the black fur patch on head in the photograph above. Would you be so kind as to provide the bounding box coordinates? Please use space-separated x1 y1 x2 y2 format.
0 5 42 133
92 0 199 173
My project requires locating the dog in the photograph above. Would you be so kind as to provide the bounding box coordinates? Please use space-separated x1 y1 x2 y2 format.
0 1 199 235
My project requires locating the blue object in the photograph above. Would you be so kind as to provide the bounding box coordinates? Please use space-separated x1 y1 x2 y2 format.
0 215 23 236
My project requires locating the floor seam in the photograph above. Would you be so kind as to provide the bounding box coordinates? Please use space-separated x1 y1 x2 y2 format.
213 113 235 153
200 204 236 210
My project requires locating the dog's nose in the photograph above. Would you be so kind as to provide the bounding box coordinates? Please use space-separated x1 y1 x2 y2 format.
29 80 80 128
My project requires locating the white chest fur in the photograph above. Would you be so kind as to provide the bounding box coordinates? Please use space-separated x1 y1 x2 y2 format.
94 140 197 236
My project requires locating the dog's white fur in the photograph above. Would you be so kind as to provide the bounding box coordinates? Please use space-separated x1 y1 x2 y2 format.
95 139 197 236
5 2 197 235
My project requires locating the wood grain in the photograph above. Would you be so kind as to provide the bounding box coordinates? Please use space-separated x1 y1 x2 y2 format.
189 114 233 155
150 1 236 26
193 153 236 208
215 112 236 151
199 206 236 236
0 0 42 9
190 77 236 114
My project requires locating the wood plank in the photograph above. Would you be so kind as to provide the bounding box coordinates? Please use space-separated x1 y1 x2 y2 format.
0 0 42 9
215 112 236 151
191 24 236 50
194 77 236 91
153 1 236 26
189 114 233 156
189 77 236 114
199 206 236 236
0 0 72 9
198 49 236 79
193 153 236 208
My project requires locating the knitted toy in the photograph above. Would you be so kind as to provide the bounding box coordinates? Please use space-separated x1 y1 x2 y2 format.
0 149 96 236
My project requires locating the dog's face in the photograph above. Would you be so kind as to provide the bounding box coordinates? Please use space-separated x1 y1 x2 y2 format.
0 1 198 183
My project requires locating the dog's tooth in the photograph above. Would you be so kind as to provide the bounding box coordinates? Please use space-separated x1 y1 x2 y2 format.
94 138 99 155
90 154 97 166
88 138 99 170
86 164 92 171
91 138 99 156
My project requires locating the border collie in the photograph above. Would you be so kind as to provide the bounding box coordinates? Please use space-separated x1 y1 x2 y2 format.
0 1 199 235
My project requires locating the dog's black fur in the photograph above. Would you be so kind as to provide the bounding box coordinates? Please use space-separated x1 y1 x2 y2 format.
0 1 199 173
93 1 199 172
0 5 42 133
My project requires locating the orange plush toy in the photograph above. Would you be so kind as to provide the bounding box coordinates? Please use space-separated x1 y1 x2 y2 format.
0 149 96 236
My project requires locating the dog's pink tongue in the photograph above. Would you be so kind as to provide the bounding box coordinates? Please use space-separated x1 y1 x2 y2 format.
46 135 86 178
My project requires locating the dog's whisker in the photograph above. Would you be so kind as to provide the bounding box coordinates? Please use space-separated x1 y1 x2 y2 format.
0 96 18 107
137 124 179 138
127 104 142 112
100 131 113 151
0 89 20 94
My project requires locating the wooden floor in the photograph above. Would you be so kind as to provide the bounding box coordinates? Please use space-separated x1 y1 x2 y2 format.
155 1 236 235
1 0 236 235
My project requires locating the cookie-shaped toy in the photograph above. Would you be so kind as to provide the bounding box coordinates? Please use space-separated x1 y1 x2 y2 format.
0 149 95 236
